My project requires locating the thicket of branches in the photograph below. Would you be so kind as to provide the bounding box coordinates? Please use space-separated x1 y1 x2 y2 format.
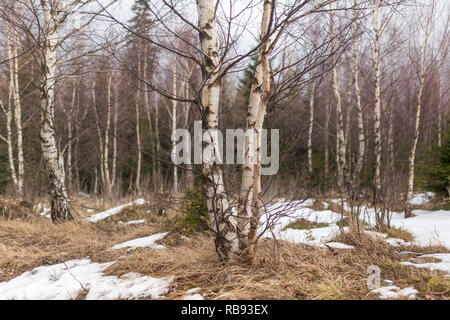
0 0 448 261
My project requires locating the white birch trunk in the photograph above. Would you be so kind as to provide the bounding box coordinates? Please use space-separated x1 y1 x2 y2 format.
4 25 19 190
39 0 72 222
330 6 346 188
171 58 178 194
197 0 239 261
238 0 272 256
353 1 365 181
373 0 382 201
12 29 24 194
104 73 112 197
308 77 316 175
405 1 433 217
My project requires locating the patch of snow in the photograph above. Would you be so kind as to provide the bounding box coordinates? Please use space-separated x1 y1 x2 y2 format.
118 219 145 226
86 209 95 213
110 232 168 251
259 200 346 247
386 238 412 247
183 293 204 300
410 192 435 206
259 196 450 250
86 199 148 222
389 210 450 248
325 242 354 250
371 286 417 299
365 231 387 239
186 287 201 293
0 259 173 300
39 206 51 219
400 253 450 275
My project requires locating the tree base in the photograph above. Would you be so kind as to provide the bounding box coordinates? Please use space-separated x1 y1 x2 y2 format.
51 196 73 223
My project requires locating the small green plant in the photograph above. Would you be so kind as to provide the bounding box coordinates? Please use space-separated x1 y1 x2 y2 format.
175 186 209 233
427 277 449 293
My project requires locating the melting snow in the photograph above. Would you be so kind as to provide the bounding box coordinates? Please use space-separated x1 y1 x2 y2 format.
371 286 417 299
410 192 435 205
0 259 173 300
183 293 204 300
259 200 344 247
86 199 148 222
325 242 354 250
400 253 450 275
110 232 168 251
118 219 145 226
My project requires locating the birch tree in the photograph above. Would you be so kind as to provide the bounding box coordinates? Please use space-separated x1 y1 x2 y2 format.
405 0 434 218
352 0 365 182
330 5 346 188
308 74 316 175
373 0 382 203
196 0 239 261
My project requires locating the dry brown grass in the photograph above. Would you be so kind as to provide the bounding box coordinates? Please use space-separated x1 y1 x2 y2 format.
0 198 449 300
104 232 449 300
0 210 167 282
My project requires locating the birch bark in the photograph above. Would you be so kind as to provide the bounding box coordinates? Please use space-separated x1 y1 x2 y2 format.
39 0 72 222
197 0 239 261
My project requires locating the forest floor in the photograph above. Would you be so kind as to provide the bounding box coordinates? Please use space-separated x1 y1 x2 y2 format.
0 193 449 300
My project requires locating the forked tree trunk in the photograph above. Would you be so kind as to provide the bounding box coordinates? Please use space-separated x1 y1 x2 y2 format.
197 0 239 261
39 0 72 222
238 0 273 257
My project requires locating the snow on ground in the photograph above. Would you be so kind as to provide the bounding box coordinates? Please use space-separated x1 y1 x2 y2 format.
110 232 168 251
386 238 413 247
183 293 204 300
259 199 345 247
325 197 450 249
183 288 204 300
371 286 417 299
390 210 450 248
400 253 450 275
325 242 354 250
0 258 173 300
36 203 51 219
410 192 435 206
118 219 145 226
259 194 450 250
86 199 148 222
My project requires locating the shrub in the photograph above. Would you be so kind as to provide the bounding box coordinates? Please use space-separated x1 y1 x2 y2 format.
419 122 450 196
175 186 209 233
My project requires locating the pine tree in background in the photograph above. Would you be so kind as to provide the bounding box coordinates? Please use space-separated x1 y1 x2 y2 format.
420 122 450 197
